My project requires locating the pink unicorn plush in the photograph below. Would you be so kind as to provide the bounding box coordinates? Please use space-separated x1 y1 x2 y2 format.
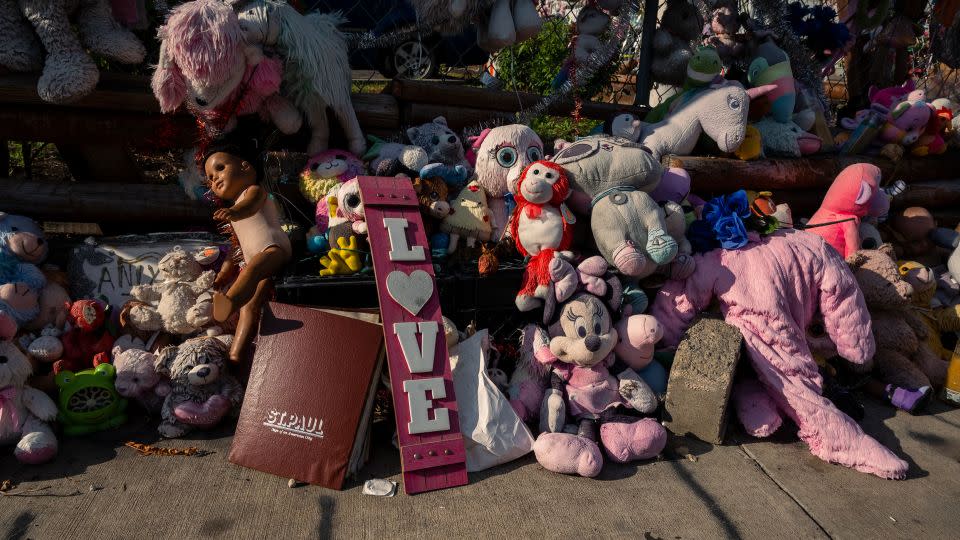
805 163 887 259
652 229 908 479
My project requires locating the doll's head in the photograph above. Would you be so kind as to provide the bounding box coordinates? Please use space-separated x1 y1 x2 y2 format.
203 134 262 202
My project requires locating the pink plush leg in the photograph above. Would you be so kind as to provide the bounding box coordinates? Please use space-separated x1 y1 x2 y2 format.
738 325 908 479
533 432 603 477
733 379 783 437
612 241 646 276
599 418 667 463
14 417 58 465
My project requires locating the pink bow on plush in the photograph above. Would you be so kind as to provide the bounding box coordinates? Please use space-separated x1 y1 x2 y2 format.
0 386 22 431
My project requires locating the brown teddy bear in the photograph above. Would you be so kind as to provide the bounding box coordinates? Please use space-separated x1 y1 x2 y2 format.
847 245 950 393
412 175 451 237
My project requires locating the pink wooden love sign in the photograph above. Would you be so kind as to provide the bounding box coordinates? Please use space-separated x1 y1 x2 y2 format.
358 176 468 495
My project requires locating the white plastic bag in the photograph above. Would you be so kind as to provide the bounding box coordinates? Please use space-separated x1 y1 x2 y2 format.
450 330 535 472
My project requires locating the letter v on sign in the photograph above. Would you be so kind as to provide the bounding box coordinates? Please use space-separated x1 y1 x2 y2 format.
394 322 439 373
358 176 468 496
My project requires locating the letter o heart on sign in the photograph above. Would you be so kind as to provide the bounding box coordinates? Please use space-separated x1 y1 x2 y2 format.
386 269 434 316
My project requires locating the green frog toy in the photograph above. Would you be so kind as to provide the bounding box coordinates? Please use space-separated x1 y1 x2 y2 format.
56 363 128 435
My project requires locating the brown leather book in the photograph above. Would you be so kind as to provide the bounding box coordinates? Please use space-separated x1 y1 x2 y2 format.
228 302 384 489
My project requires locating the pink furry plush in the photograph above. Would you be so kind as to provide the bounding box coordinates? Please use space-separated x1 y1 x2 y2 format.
652 229 909 480
151 0 299 135
805 163 885 259
153 0 245 112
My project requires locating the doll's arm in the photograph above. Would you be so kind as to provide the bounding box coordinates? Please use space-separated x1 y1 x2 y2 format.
818 242 874 366
650 253 717 349
228 185 268 220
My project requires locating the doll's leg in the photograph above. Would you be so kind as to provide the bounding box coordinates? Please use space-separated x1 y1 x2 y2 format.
229 278 273 368
214 247 288 322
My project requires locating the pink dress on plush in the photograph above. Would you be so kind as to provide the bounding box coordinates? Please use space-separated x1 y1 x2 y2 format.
553 354 623 418
652 229 908 479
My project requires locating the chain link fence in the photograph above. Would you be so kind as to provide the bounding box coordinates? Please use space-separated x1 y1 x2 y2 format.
317 0 956 124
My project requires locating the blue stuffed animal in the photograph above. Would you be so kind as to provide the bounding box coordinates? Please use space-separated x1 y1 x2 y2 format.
0 212 48 292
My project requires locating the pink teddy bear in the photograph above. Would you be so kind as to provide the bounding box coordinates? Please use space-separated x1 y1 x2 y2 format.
112 343 171 414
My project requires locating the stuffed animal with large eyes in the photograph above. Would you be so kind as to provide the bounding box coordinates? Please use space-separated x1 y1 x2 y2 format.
532 292 667 478
509 161 574 312
468 124 544 239
300 150 365 238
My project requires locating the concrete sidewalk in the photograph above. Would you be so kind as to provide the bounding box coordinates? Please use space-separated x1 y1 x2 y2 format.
2 399 959 539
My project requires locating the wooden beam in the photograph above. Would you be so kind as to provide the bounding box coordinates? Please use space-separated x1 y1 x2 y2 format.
666 154 960 192
56 144 143 183
0 180 210 224
0 105 197 147
0 74 400 131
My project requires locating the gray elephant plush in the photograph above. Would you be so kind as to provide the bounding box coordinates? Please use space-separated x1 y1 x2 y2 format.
552 135 682 277
0 0 145 103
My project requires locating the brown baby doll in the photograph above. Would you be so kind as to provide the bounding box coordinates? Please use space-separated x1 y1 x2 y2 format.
203 135 292 365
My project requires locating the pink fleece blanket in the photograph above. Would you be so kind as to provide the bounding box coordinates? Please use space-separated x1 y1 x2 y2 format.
652 229 908 479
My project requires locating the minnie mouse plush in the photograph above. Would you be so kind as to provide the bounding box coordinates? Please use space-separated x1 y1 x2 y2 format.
533 291 668 478
510 161 574 312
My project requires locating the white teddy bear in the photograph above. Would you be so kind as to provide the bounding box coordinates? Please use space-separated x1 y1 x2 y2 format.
0 326 59 464
128 247 216 336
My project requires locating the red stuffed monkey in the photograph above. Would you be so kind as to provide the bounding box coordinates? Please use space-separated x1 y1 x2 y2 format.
510 160 574 311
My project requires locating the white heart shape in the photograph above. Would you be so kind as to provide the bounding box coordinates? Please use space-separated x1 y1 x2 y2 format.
386 270 434 317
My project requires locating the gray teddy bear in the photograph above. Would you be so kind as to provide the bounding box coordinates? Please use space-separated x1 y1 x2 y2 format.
0 0 145 103
406 116 471 169
155 335 244 438
552 135 679 277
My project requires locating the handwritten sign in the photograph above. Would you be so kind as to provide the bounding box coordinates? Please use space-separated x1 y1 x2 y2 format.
358 176 468 495
67 233 225 308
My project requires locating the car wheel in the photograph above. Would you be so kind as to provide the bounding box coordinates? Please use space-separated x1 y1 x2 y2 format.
387 39 437 80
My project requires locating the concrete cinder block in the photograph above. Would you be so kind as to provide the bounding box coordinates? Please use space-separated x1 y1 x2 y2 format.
663 317 743 444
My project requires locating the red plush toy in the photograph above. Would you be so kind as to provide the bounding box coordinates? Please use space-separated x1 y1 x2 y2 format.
55 300 114 375
510 160 574 312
